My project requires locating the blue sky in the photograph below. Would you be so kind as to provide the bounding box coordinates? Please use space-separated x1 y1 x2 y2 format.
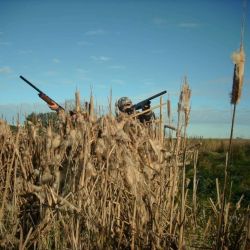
0 0 249 138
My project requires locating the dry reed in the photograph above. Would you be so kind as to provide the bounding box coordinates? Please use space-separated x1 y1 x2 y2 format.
0 87 248 249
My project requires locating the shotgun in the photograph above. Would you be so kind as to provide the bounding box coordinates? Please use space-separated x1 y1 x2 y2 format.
19 75 65 111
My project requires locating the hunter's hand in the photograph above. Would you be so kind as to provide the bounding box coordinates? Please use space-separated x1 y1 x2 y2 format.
48 102 59 111
142 101 151 111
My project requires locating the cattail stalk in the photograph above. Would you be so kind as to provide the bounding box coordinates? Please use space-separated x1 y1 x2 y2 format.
159 96 163 143
0 130 20 223
178 149 187 249
131 198 137 250
167 97 174 149
217 41 245 249
75 90 81 112
167 97 171 122
89 91 94 120
182 77 191 149
229 44 245 157
175 89 182 154
192 150 198 226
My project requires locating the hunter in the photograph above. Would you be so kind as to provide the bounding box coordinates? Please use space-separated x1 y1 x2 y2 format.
117 97 155 123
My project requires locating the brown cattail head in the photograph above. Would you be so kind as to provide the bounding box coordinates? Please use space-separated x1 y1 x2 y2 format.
178 86 183 113
182 77 191 111
167 98 171 120
179 77 191 126
89 91 94 118
75 90 81 112
109 87 112 116
231 45 245 104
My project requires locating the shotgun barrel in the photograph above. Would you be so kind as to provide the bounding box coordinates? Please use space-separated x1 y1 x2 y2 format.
132 90 167 111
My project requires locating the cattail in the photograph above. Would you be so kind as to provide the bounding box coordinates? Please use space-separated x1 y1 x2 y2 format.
85 161 97 179
46 126 53 151
89 91 94 119
182 77 191 126
178 89 183 113
64 100 68 111
52 134 61 149
47 126 52 138
228 44 246 159
177 77 191 128
230 45 245 104
31 125 37 141
0 119 11 136
217 12 246 246
115 101 119 117
109 87 112 116
167 97 171 121
75 90 81 112
182 79 191 108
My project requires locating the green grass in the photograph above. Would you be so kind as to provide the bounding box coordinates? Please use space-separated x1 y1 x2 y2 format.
187 139 250 206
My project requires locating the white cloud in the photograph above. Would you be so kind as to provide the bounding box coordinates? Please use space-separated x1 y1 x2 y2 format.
76 68 91 81
44 70 57 76
77 41 92 46
108 65 125 70
0 66 12 74
91 56 111 62
19 50 32 54
178 22 200 28
59 79 75 85
144 81 155 86
0 41 11 46
141 78 155 86
76 68 88 73
151 49 166 54
97 84 108 89
79 76 92 81
111 79 124 85
52 58 60 63
153 17 167 25
85 29 106 36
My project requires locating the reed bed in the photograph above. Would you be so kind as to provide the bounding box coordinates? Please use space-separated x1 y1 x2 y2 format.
0 87 249 249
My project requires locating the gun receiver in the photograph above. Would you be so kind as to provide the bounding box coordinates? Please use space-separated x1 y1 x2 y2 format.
131 90 167 111
19 75 65 111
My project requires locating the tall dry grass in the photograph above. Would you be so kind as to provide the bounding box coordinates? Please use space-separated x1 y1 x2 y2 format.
0 86 248 249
